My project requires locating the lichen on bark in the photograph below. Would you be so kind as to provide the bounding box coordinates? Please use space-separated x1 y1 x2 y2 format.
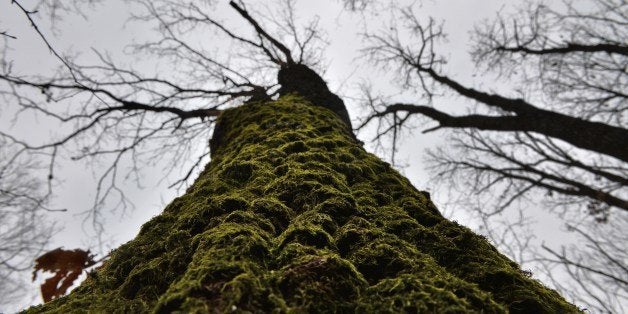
27 95 577 313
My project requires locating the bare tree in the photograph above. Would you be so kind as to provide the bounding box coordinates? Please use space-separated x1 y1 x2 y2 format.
0 0 329 232
1 0 624 310
358 0 627 311
467 200 627 313
360 1 627 212
0 0 336 307
0 19 64 308
339 0 374 11
0 1 582 312
535 217 628 313
0 140 58 308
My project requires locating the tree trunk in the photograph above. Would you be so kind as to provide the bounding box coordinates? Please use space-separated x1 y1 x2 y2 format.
28 95 576 313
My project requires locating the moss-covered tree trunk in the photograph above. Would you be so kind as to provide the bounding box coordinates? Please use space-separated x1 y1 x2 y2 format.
29 92 576 313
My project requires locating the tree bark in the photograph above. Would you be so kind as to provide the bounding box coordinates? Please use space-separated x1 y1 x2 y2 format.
28 95 576 313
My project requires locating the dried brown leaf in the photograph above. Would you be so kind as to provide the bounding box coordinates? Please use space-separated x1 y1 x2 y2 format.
32 248 96 302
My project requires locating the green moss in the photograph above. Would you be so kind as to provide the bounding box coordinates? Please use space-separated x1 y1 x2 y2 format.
277 223 337 251
359 274 504 313
272 254 368 311
28 95 578 313
220 161 256 184
222 210 276 235
250 198 295 235
280 140 309 154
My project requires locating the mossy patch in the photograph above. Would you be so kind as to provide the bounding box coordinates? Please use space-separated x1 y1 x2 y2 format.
273 254 367 311
27 95 577 313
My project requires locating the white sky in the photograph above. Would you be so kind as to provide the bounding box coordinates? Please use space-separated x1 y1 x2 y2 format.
0 0 595 312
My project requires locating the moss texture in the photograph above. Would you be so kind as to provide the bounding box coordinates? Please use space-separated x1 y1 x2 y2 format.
28 95 577 313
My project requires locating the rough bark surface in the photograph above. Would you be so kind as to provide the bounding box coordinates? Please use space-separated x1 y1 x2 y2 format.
28 95 576 313
277 64 352 130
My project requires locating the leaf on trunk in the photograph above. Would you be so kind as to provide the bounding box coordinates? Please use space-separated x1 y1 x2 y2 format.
32 248 96 303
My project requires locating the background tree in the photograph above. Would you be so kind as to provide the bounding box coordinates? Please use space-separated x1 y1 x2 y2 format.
1 1 578 312
358 0 627 312
0 0 351 309
0 0 624 311
0 140 58 309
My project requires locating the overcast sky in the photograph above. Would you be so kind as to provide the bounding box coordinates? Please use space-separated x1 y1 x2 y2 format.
0 0 589 312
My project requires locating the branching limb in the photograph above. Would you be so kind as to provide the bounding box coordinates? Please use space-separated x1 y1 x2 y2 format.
229 1 295 65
